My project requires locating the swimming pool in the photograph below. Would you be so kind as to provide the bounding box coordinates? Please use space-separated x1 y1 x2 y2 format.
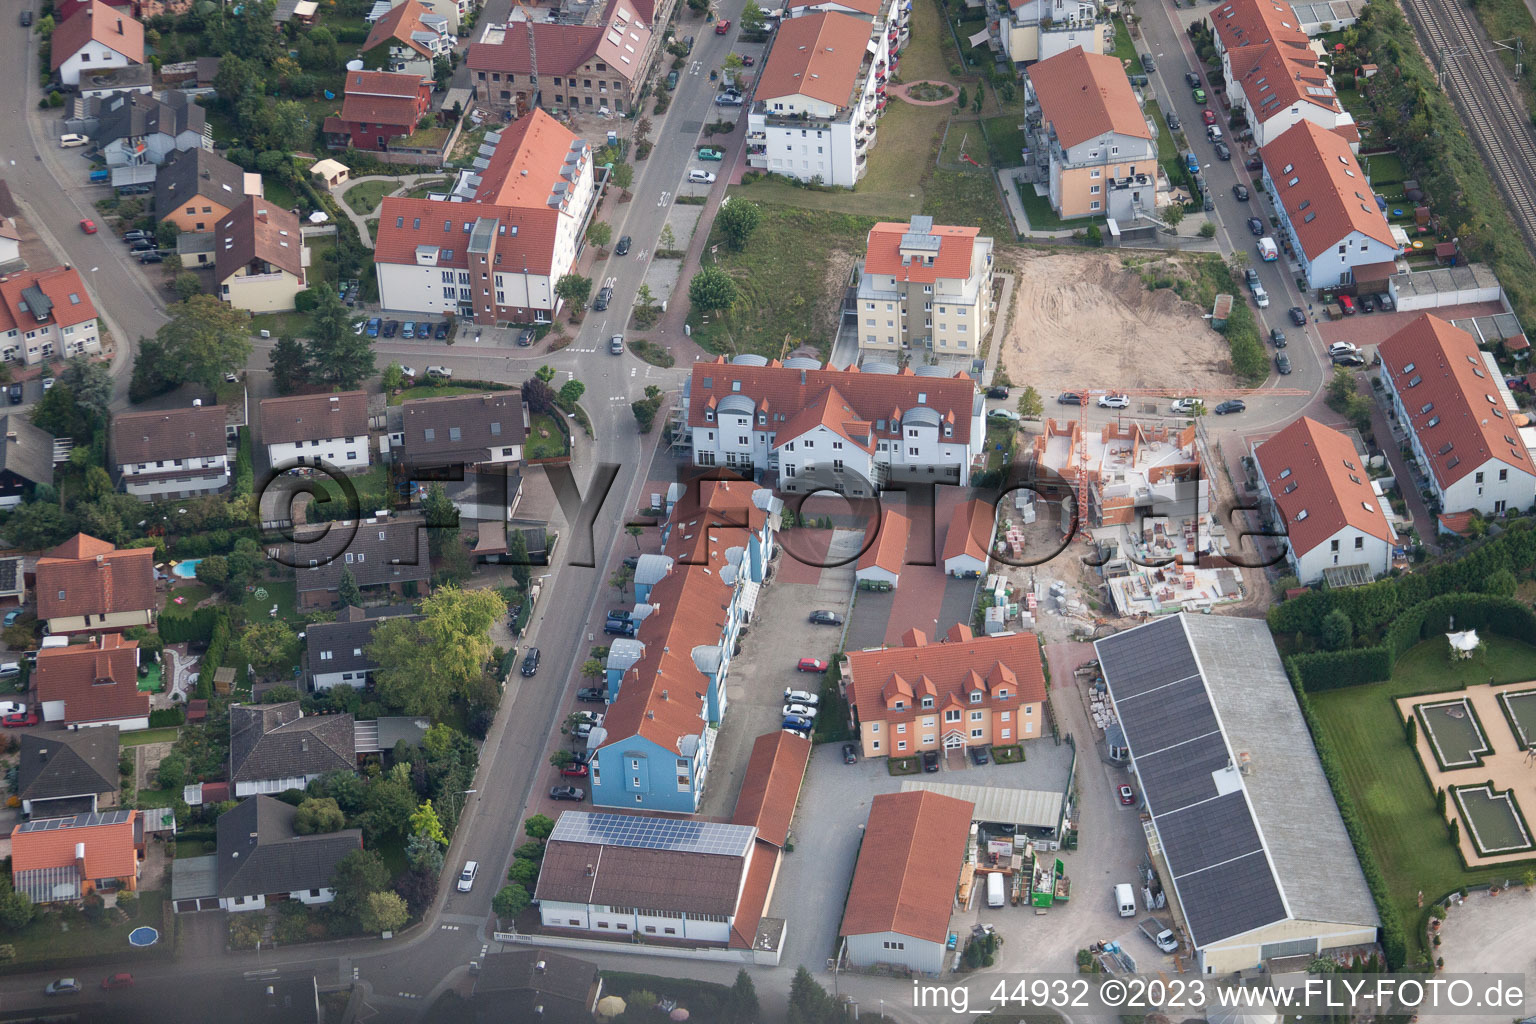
171 559 203 580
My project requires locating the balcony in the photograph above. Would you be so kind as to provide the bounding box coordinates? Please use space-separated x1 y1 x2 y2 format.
748 130 767 141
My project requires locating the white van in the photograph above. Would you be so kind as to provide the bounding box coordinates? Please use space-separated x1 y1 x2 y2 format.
986 871 1006 909
1257 236 1279 262
1114 882 1136 917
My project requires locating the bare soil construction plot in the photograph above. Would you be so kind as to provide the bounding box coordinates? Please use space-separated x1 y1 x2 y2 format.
998 249 1234 395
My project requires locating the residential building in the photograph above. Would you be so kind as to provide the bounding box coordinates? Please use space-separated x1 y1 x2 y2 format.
840 790 973 974
155 149 262 235
111 404 231 501
10 809 142 904
533 811 763 944
745 11 890 187
93 91 210 169
394 391 528 521
941 498 993 577
35 635 149 730
229 702 357 798
35 534 156 636
1026 46 1160 221
855 507 908 588
259 390 370 472
468 950 604 1024
1378 314 1536 518
363 0 451 75
855 216 994 358
16 727 120 817
842 624 1047 759
684 357 983 491
0 204 18 267
372 109 595 325
51 0 145 87
291 516 432 610
215 795 363 912
995 0 1104 65
322 70 433 154
55 0 139 26
0 265 103 366
215 198 308 313
1212 0 1357 149
1252 416 1397 585
468 0 658 118
307 605 421 690
591 477 778 811
76 62 152 102
1095 614 1380 974
0 413 57 509
1259 120 1398 291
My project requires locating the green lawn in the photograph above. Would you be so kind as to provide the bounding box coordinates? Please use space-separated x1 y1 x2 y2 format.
387 383 497 406
526 413 571 460
896 0 953 82
924 169 1012 240
301 462 390 526
1015 178 1102 233
135 787 179 807
1145 100 1180 165
1110 15 1138 64
264 178 299 210
982 115 1029 170
250 310 317 340
1309 634 1536 967
344 179 396 216
405 178 450 199
1361 151 1406 189
305 236 338 289
0 890 168 969
122 728 181 747
238 579 302 628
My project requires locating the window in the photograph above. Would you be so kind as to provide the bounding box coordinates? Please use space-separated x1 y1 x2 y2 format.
897 740 907 751
896 723 906 733
970 710 983 721
921 696 934 708
971 728 983 738
872 740 880 750
944 709 960 722
1090 201 1101 211
969 691 982 703
869 723 879 732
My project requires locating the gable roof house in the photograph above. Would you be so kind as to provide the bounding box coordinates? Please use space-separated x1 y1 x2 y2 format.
1259 120 1398 290
855 508 909 589
93 90 211 171
307 605 421 691
214 198 308 313
111 404 231 501
1212 0 1357 149
229 702 357 797
35 533 157 636
10 809 142 904
16 726 120 817
155 148 263 235
394 391 530 522
0 265 104 366
363 0 451 73
51 0 145 86
259 390 370 474
290 516 432 610
215 795 363 912
35 635 149 731
0 413 57 510
469 949 604 1024
322 70 434 158
942 498 995 577
1377 314 1536 521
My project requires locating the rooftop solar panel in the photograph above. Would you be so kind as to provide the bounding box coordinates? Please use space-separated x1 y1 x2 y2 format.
549 812 755 858
1095 617 1199 700
1174 850 1288 945
1134 741 1231 814
16 809 132 833
1155 791 1264 874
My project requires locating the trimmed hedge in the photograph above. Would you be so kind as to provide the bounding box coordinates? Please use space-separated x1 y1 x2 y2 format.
1288 646 1393 692
158 607 223 645
195 616 232 699
148 707 185 728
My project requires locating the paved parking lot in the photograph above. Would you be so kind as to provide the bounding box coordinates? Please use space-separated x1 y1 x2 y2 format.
845 575 979 652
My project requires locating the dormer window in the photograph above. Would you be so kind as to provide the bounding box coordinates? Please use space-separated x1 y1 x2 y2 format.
997 689 1008 699
706 410 715 422
969 691 982 703
893 700 905 710
921 696 934 709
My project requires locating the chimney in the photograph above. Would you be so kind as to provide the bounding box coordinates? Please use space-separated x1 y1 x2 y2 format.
117 17 123 32
661 689 668 700
96 553 105 565
646 710 654 719
301 737 308 752
5 432 14 441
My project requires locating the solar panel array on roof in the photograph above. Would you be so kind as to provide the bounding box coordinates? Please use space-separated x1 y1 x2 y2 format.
1095 616 1289 949
549 811 755 858
17 808 133 833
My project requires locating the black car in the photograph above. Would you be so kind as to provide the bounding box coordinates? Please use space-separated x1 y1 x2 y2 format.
842 742 857 765
615 235 632 256
603 618 637 637
1275 352 1291 375
1246 217 1265 236
1332 352 1366 367
1270 328 1287 348
434 322 449 340
1288 306 1307 326
516 328 534 346
593 286 613 311
1185 71 1201 87
382 319 399 338
985 385 1009 399
576 687 607 703
520 647 541 677
7 383 22 405
129 240 155 253
809 610 843 626
137 251 163 264
609 608 632 621
1165 110 1181 131
1214 142 1231 161
1214 399 1246 415
1233 183 1249 201
969 746 989 766
1359 293 1376 313
921 750 940 773
549 786 584 801
20 10 33 25
621 554 640 570
1057 391 1085 405
1140 53 1156 72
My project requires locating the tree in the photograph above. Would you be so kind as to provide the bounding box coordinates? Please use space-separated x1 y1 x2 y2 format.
406 831 445 874
194 555 229 588
610 564 634 599
410 799 448 846
360 890 409 933
557 379 586 407
157 295 253 388
367 585 507 718
659 223 677 251
238 619 300 675
360 769 419 844
956 86 968 110
730 969 760 1024
535 364 557 383
555 273 593 314
972 86 984 114
586 221 613 249
338 568 363 609
716 200 761 250
787 967 836 1024
689 267 737 313
522 376 557 416
1016 386 1043 419
626 523 644 551
1485 568 1518 598
294 797 346 834
381 361 405 392
722 52 745 88
1320 608 1354 651
492 884 532 920
155 751 187 790
269 334 310 395
29 383 84 440
330 848 390 921
1163 204 1186 229
507 858 539 886
524 814 556 840
611 162 634 196
59 357 111 422
0 877 35 930
173 273 204 301
305 290 374 389
422 482 459 532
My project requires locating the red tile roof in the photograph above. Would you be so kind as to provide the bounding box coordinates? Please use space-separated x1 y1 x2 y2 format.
34 635 148 725
664 475 768 566
728 839 779 948
731 730 812 847
1253 416 1394 557
11 809 139 882
864 219 981 284
845 625 1045 726
337 70 428 129
1028 46 1151 150
1212 0 1310 55
1378 314 1531 490
1437 510 1476 537
215 197 305 282
688 358 978 446
1261 120 1394 261
36 535 156 623
364 0 435 58
469 21 601 77
1236 43 1342 126
857 508 909 575
593 0 654 82
755 11 872 107
474 109 588 210
51 0 145 71
839 790 974 943
776 386 874 452
259 391 368 446
788 0 885 12
0 266 99 334
942 498 993 565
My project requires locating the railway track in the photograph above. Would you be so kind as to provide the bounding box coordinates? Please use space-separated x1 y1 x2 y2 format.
1399 0 1536 252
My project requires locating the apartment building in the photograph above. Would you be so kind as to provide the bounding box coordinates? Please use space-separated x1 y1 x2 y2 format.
996 0 1105 65
362 0 451 75
111 404 231 501
260 391 370 473
855 215 993 358
0 266 102 367
1026 46 1159 220
215 198 308 314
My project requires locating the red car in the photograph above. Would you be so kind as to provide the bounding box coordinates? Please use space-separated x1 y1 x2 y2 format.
714 18 730 32
1338 294 1356 315
79 219 97 234
101 974 134 990
1118 784 1136 806
739 53 755 65
560 762 589 778
2 710 39 728
1200 109 1216 126
796 657 828 673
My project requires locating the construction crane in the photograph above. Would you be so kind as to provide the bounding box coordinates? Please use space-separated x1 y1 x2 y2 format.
515 0 540 117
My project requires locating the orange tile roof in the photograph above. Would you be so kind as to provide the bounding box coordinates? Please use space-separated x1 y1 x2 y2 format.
36 534 156 623
1437 511 1476 537
364 0 442 58
788 0 885 12
728 839 780 948
731 731 812 847
11 809 139 881
1027 46 1151 150
1212 0 1310 55
1378 314 1531 490
1261 121 1393 261
473 109 587 210
34 635 148 725
0 266 99 335
664 474 768 567
839 790 974 942
857 508 909 575
942 498 994 565
1253 417 1394 557
688 358 978 446
845 625 1045 726
51 0 145 71
1236 43 1342 126
864 219 980 284
755 11 872 108
777 386 874 452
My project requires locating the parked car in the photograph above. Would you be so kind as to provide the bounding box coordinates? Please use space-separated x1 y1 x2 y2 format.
922 750 940 772
1192 87 1207 103
516 328 534 346
622 554 640 570
593 286 613 310
426 365 452 378
129 240 155 253
377 319 395 338
603 618 636 637
697 148 724 161
1376 291 1396 311
41 378 54 392
1201 108 1216 126
433 322 450 340
550 786 585 801
782 715 813 733
1206 124 1223 142
688 169 718 183
101 974 134 990
366 317 381 338
20 10 33 25
782 703 818 718
1097 393 1129 409
1246 217 1264 236
137 251 163 264
576 687 607 703
79 218 97 234
123 229 150 242
1214 399 1246 415
987 408 1020 422
45 979 82 995
1359 293 1376 313
842 742 857 764
1327 341 1358 356
969 746 989 766
1233 183 1249 201
1214 141 1231 161
1056 391 1085 405
1118 784 1136 805
2 709 38 727
1185 71 1201 87
456 861 479 892
616 234 632 254
0 701 25 716
740 53 756 65
520 647 541 677
60 134 89 148
715 17 731 32
985 385 1009 399
1140 53 1156 71
609 334 625 355
666 70 679 89
1257 236 1279 261
402 321 415 339
1275 352 1291 375
796 657 827 673
399 365 416 378
783 688 819 706
2 609 23 626
1288 306 1307 326
714 91 744 107
1270 328 1287 348
1338 294 1356 315
1332 352 1366 367
417 321 433 338
808 610 843 626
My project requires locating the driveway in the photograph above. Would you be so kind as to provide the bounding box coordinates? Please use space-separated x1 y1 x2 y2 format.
1437 886 1536 1024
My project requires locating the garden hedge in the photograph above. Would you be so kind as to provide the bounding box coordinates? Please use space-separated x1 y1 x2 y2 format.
158 606 223 645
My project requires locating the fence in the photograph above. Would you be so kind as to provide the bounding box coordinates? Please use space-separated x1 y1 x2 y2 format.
299 224 338 239
493 930 782 965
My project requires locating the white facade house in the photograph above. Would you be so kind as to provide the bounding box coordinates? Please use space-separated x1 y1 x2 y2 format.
996 0 1105 65
260 391 371 474
51 1 145 87
95 91 211 169
0 266 103 367
112 405 231 502
214 796 362 914
1378 314 1536 519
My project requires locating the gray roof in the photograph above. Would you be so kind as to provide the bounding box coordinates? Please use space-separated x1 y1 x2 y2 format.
215 795 362 898
634 553 673 587
16 726 119 802
95 91 205 146
172 853 218 900
0 414 56 489
472 949 600 1020
375 716 431 750
228 702 356 784
399 391 528 467
307 605 420 676
0 555 24 597
291 517 431 594
155 148 246 220
178 232 217 255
